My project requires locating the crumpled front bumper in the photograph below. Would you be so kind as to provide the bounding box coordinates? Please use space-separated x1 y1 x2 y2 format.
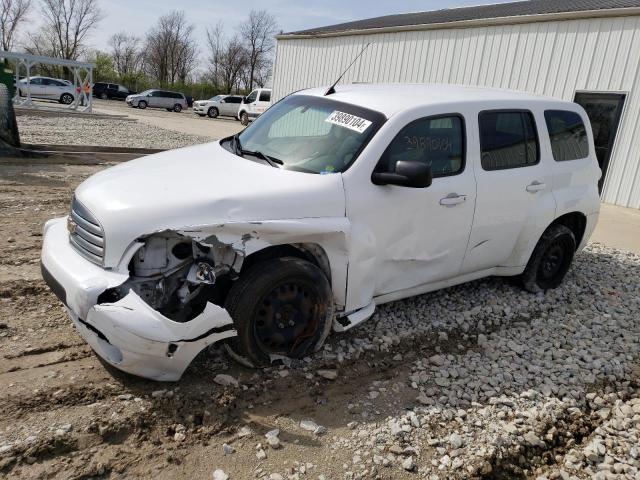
40 217 237 381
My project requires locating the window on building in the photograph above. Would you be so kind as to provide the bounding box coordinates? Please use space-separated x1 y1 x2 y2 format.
376 115 465 178
479 111 539 170
544 110 589 161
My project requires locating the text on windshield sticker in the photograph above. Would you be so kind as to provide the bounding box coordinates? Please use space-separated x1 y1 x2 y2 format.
325 111 372 134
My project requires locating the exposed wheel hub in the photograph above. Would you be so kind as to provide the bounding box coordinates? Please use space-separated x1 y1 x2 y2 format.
254 282 318 356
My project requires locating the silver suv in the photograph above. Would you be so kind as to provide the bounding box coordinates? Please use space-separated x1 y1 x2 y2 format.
126 89 187 112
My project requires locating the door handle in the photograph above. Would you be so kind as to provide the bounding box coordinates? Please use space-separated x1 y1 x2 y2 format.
526 181 546 193
439 193 467 206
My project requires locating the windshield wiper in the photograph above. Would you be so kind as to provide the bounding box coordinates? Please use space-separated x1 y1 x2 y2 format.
241 148 283 168
230 134 282 168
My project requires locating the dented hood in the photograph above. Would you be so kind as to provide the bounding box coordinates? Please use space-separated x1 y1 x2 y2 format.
75 142 346 267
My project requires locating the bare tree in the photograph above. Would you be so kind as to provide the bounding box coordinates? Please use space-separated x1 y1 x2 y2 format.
108 32 140 76
206 24 247 94
205 21 224 90
0 0 32 51
31 0 103 61
144 10 197 86
238 10 277 90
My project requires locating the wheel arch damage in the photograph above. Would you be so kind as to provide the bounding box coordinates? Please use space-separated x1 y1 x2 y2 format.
79 217 350 381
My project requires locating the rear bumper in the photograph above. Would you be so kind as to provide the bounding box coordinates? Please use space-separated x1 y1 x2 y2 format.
41 217 237 381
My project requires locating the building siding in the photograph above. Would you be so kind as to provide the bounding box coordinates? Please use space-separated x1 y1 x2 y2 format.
272 15 640 208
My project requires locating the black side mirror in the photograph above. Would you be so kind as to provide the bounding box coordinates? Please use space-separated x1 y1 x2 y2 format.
371 161 433 188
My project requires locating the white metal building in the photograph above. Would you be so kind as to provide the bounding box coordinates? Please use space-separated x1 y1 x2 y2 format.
272 0 640 208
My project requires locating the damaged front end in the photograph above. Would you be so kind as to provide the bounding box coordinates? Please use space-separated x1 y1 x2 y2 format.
41 218 238 381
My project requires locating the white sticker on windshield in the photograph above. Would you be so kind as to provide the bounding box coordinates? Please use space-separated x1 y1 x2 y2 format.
325 111 372 134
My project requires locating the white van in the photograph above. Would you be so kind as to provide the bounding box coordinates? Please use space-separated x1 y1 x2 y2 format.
237 88 271 125
41 84 600 381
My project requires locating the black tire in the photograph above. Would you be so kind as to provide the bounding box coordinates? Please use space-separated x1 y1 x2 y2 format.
60 93 74 105
521 224 576 293
173 104 182 113
100 92 108 100
224 257 334 367
138 100 147 109
240 111 249 126
207 107 219 118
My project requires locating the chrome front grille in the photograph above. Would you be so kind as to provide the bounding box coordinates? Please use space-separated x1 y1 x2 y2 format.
69 197 104 265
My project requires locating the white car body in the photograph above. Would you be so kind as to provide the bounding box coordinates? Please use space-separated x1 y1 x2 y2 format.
17 76 75 104
193 95 243 118
40 84 601 381
238 88 271 123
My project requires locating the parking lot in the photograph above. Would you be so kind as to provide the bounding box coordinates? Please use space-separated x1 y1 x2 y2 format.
15 99 243 150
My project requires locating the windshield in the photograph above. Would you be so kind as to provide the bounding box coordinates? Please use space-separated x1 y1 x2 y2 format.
226 95 385 174
209 95 222 101
138 89 152 96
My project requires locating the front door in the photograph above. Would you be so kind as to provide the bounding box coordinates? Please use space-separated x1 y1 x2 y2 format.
348 113 476 300
574 92 626 193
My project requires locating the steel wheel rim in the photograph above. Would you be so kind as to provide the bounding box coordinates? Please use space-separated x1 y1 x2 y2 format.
253 280 320 357
539 239 568 280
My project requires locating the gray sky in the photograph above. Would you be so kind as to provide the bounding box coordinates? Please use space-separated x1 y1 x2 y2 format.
90 0 515 51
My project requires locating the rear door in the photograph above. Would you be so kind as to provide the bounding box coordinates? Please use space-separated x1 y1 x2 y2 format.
461 109 556 273
219 96 232 116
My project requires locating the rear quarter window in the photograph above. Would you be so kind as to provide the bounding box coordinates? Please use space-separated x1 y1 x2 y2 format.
544 110 589 161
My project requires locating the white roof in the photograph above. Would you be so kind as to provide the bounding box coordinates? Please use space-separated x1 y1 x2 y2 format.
296 83 567 117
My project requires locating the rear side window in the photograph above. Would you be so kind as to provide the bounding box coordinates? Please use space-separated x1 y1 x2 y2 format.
544 110 589 161
259 91 271 102
377 115 465 178
228 97 242 104
479 111 539 170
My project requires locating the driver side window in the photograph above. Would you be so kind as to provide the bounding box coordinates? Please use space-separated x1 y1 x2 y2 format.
377 115 465 178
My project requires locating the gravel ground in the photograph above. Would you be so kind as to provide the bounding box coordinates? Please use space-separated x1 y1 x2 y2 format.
1 159 639 480
16 114 211 150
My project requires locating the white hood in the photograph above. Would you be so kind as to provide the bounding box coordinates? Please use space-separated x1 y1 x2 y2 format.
75 142 346 267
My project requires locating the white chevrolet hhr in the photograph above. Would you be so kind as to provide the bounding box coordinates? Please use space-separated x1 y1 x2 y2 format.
41 84 600 381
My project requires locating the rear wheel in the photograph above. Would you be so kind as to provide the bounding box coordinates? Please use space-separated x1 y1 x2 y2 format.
224 257 334 367
100 92 108 100
173 104 182 112
521 224 576 293
138 100 147 109
240 111 249 126
207 107 219 118
60 93 74 105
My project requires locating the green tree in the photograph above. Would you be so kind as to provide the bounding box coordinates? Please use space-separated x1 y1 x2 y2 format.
92 51 117 82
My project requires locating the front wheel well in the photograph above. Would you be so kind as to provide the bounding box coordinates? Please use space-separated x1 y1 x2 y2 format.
240 244 331 284
550 212 587 250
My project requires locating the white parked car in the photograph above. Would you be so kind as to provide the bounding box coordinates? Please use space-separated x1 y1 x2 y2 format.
126 89 187 112
17 76 75 104
193 94 244 118
41 84 600 381
238 88 271 125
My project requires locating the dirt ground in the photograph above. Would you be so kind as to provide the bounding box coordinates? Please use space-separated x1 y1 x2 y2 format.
1 158 640 480
0 159 427 480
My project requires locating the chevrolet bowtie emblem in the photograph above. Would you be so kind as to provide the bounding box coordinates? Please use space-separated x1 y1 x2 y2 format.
67 216 77 234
